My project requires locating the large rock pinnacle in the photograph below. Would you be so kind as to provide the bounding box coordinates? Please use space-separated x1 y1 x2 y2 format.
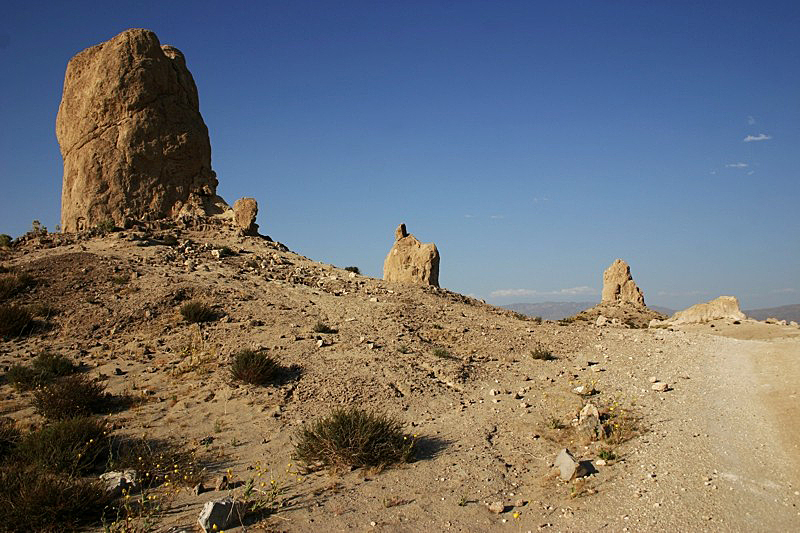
601 259 646 307
56 28 228 232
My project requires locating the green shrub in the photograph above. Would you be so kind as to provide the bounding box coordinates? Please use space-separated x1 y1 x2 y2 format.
0 304 33 337
230 349 280 385
180 301 218 324
0 235 11 249
14 417 109 475
312 321 337 334
32 375 110 420
293 407 415 471
344 266 360 275
432 347 457 360
6 352 77 391
0 464 108 532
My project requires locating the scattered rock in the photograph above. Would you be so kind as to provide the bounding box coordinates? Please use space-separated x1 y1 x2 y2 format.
214 474 229 491
554 448 589 481
383 223 440 287
99 469 138 498
596 315 608 326
648 376 658 383
488 501 505 514
651 382 669 392
57 29 229 232
198 498 242 533
578 401 602 440
193 482 205 496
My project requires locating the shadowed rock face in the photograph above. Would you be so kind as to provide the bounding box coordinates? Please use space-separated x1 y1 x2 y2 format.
57 28 227 232
383 224 440 287
601 259 645 307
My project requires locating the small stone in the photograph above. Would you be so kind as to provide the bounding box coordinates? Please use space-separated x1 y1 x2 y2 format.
648 376 658 383
369 297 379 303
316 339 324 348
488 501 505 514
596 459 607 466
651 382 669 392
193 482 205 496
489 389 499 396
198 498 242 533
554 448 589 481
214 475 229 491
514 499 526 507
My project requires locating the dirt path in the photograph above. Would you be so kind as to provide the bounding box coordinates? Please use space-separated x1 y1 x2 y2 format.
700 333 800 531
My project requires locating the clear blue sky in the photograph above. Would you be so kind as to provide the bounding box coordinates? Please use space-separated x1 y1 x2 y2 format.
1 1 798 310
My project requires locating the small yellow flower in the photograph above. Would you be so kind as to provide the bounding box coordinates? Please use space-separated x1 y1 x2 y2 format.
513 511 520 519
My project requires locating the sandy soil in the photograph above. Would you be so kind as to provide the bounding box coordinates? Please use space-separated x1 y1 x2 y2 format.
1 223 798 532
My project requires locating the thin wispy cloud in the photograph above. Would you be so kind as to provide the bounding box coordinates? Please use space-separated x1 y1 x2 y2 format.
489 215 505 219
747 115 756 125
743 133 772 142
770 287 797 294
463 214 474 218
490 286 597 299
725 162 748 168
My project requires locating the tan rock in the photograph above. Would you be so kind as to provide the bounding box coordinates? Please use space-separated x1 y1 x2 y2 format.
57 29 228 232
233 197 259 235
601 259 645 307
660 296 746 325
383 224 439 287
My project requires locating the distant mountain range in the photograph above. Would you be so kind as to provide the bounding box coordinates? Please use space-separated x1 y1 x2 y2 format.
503 301 800 322
743 304 800 322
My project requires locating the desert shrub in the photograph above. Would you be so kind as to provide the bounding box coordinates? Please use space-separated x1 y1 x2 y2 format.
6 352 77 391
293 407 415 470
530 345 557 361
312 321 336 334
14 417 109 475
108 436 204 489
0 418 20 460
0 304 33 337
344 266 360 275
32 375 110 420
0 464 108 532
180 301 218 324
95 219 116 234
217 246 235 257
432 347 457 360
26 303 59 318
230 349 280 385
0 235 11 249
0 271 33 300
531 316 543 324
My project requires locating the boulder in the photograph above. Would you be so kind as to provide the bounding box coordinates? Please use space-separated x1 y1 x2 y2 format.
198 498 243 533
99 469 138 498
658 296 746 325
57 29 229 232
233 197 259 235
383 224 440 287
554 448 589 481
601 259 645 307
577 402 602 440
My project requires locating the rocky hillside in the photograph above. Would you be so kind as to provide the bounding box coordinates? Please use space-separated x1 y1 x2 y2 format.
2 219 798 532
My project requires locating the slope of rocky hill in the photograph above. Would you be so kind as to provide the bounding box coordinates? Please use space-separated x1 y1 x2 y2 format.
1 220 798 532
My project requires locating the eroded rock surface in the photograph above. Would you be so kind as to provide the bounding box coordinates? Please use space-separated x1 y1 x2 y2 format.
602 259 645 307
383 223 440 287
657 296 747 325
233 197 259 236
57 28 228 232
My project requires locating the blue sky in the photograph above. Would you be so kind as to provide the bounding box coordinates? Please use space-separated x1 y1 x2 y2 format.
1 1 798 310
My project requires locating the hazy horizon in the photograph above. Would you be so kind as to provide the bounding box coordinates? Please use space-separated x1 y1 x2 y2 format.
2 1 798 310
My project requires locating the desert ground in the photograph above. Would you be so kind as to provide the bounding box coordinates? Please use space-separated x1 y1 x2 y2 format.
1 221 798 532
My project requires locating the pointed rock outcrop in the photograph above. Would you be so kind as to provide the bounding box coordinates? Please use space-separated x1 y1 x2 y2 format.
602 259 645 307
383 224 440 287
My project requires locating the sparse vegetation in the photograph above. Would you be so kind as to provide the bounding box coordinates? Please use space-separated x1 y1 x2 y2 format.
6 352 77 391
600 400 641 444
0 235 11 249
95 219 116 234
0 304 34 337
530 344 557 360
597 447 617 461
0 464 109 531
312 321 337 334
397 344 411 354
14 416 109 475
344 266 360 275
432 346 457 360
0 270 33 300
32 375 111 420
546 416 565 430
230 349 281 385
180 301 218 323
293 407 415 471
108 435 204 489
0 418 20 460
